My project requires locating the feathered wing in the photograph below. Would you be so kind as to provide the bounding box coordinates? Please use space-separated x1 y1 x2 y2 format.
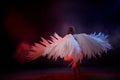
27 33 82 62
27 33 63 61
42 34 82 62
73 32 112 59
27 42 45 61
27 32 111 62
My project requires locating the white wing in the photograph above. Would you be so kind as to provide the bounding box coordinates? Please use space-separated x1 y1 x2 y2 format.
27 42 45 61
27 33 63 61
27 32 111 62
42 34 82 62
73 32 112 59
27 33 82 62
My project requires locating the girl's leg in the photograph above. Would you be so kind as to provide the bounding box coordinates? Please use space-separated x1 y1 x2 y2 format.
72 62 77 80
76 62 80 80
71 61 80 80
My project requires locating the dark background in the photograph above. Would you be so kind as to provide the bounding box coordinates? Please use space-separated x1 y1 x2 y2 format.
1 0 120 73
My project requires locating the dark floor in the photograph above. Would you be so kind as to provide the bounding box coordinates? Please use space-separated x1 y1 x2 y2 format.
1 67 120 80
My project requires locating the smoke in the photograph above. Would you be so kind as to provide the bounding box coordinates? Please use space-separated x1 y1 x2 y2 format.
14 41 31 64
109 27 120 49
49 0 120 50
4 8 38 42
3 0 120 65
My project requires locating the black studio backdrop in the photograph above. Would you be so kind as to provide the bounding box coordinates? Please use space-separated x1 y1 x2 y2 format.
0 0 120 72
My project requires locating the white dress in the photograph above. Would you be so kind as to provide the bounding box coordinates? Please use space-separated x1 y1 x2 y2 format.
27 32 112 63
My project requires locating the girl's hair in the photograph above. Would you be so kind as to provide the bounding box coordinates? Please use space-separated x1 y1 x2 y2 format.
66 27 75 35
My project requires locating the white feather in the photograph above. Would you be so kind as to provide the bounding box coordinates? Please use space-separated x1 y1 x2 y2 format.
73 33 111 59
27 32 111 62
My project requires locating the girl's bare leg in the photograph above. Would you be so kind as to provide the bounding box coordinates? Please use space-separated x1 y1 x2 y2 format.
76 61 80 80
71 61 80 80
